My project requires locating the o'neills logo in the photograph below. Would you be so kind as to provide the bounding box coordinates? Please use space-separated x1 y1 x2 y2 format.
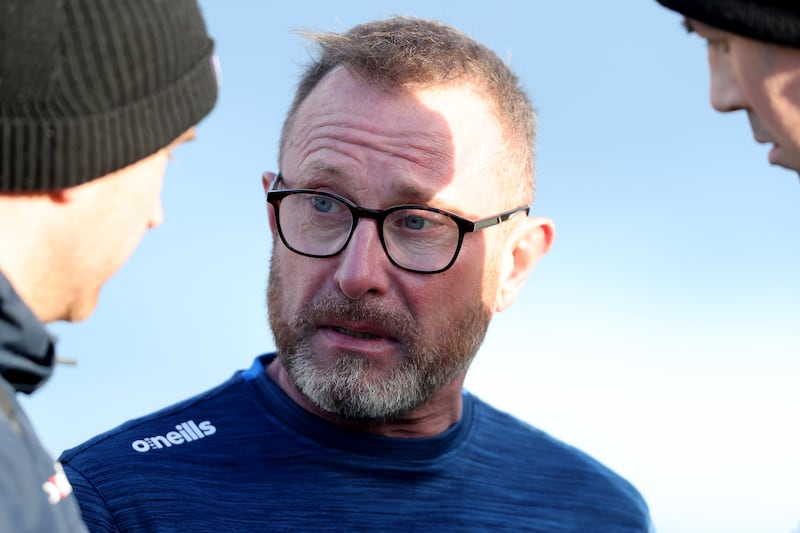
131 420 216 453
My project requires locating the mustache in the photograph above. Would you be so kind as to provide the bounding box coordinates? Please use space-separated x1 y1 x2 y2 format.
290 294 418 341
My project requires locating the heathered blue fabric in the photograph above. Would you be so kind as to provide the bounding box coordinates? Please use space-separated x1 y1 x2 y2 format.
60 354 651 532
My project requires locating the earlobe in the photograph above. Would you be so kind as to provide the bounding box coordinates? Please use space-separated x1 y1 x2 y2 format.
495 216 555 312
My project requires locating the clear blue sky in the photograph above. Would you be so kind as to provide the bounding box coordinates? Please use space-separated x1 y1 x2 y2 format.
21 2 800 532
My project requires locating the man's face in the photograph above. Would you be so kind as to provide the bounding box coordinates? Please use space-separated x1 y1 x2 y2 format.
65 129 195 321
266 68 516 421
688 18 800 173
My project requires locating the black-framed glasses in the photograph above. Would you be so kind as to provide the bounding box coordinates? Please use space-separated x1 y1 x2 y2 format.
266 174 529 274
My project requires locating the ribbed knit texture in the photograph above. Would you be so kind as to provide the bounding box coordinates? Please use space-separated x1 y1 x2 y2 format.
657 0 800 48
0 0 218 192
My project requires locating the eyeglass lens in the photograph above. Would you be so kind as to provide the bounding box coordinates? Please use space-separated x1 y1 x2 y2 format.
276 191 461 272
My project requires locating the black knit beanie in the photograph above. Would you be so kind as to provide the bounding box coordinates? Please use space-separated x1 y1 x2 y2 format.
656 0 800 49
0 0 219 192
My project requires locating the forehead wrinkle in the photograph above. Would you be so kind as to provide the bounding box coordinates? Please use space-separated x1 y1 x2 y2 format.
288 117 454 181
376 129 452 176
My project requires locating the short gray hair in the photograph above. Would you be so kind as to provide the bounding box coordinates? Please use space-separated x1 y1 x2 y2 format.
280 16 536 203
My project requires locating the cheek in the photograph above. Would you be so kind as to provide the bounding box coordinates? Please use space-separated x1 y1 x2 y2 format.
409 260 494 323
145 161 167 210
763 76 800 143
124 156 168 226
743 79 800 149
731 46 789 125
270 248 326 312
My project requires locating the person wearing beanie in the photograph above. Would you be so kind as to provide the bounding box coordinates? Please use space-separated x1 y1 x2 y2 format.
656 0 800 176
0 0 218 530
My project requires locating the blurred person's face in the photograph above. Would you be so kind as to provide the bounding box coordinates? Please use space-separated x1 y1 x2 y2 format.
63 128 195 321
265 68 552 422
688 18 800 174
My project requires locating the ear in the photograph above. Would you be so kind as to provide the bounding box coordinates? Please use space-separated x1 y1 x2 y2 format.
262 171 278 233
495 216 555 312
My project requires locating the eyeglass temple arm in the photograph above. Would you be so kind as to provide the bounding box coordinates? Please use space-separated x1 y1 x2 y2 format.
269 173 285 191
470 206 529 232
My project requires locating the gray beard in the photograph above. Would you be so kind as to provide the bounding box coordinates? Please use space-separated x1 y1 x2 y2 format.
267 258 492 422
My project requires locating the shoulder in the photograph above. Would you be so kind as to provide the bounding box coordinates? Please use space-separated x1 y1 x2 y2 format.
465 393 651 526
467 393 624 474
0 383 87 532
59 366 250 467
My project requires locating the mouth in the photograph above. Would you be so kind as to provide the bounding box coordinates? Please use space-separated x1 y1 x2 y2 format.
320 319 398 343
331 326 383 340
314 321 402 357
767 143 783 165
299 297 414 354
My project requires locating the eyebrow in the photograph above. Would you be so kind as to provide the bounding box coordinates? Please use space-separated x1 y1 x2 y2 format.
682 17 695 34
283 166 456 211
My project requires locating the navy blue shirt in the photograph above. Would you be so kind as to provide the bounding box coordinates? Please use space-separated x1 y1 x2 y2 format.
61 354 651 532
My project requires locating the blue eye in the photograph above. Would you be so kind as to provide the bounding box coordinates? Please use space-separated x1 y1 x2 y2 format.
310 195 334 213
403 214 427 230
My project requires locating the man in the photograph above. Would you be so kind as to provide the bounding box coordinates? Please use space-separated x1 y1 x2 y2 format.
0 0 218 530
60 17 651 531
656 0 800 175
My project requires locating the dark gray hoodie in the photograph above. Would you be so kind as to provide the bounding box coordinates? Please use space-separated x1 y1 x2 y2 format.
0 272 86 532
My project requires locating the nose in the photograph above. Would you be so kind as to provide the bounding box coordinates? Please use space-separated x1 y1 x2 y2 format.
333 219 391 300
707 46 745 112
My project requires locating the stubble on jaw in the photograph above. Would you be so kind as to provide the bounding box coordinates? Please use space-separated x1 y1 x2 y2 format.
266 251 493 422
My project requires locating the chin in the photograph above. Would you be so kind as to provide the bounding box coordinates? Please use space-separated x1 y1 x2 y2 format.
65 294 101 323
65 308 93 323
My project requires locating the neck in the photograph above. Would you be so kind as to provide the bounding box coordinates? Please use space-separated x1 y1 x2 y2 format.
0 253 47 322
0 202 69 323
265 357 465 438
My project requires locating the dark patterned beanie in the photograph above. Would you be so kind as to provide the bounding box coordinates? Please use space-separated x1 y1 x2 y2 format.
656 1 800 49
0 0 220 192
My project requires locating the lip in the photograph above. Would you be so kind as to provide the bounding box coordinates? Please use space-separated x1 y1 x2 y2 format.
321 317 396 338
767 143 782 165
314 320 401 356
